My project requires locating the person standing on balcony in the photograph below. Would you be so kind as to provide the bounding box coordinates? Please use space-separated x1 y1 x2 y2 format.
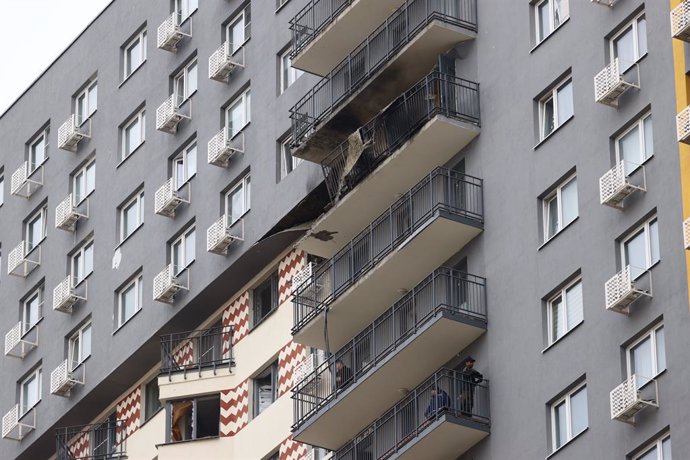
424 386 450 419
334 359 352 390
459 356 483 416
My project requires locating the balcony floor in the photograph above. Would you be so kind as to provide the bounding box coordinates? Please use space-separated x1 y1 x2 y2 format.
300 115 479 259
293 311 485 449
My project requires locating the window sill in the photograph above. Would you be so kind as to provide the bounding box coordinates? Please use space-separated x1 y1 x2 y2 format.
538 217 579 251
119 61 147 89
542 320 583 354
73 271 93 289
530 17 570 54
115 223 144 250
117 141 145 169
534 115 574 150
250 305 280 332
19 401 41 422
113 307 143 335
546 427 588 459
160 435 220 447
275 1 290 13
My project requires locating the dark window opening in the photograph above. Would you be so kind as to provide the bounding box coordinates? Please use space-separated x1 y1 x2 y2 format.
169 395 220 442
253 273 278 326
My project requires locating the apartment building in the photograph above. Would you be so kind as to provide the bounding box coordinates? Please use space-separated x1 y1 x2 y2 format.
1 0 689 459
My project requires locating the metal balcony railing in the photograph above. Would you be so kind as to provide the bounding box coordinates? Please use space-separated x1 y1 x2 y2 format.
209 41 245 82
55 193 89 231
293 167 483 334
672 1 690 41
293 268 486 429
58 115 91 152
2 405 35 441
290 0 478 147
160 325 234 378
290 0 477 60
50 359 85 397
323 71 479 202
333 368 489 460
610 374 658 424
55 420 127 460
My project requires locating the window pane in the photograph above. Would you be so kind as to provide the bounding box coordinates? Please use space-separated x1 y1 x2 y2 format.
643 116 654 160
570 387 588 436
619 125 641 174
554 0 568 26
172 240 182 270
229 100 243 137
662 437 672 459
188 63 198 95
550 296 564 341
613 26 635 66
88 85 97 116
637 446 657 460
556 81 573 124
655 326 666 373
561 179 578 226
637 17 647 57
86 163 96 196
624 230 646 279
82 325 92 360
32 137 46 167
650 220 660 266
542 97 554 138
231 18 245 53
122 284 136 323
125 119 141 154
185 230 195 265
565 281 583 329
631 336 653 385
554 401 567 449
70 335 80 368
124 201 138 237
229 187 243 223
84 244 94 276
537 2 550 41
546 197 558 239
174 158 185 190
187 145 197 179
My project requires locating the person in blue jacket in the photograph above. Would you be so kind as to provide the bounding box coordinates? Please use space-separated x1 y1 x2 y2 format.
424 386 450 418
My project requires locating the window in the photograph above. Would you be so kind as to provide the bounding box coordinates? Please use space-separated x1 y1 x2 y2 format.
117 274 143 327
171 226 195 275
227 5 251 53
280 48 303 93
26 206 47 252
169 395 220 442
225 174 251 225
69 322 92 371
253 272 278 326
633 433 672 460
121 109 146 160
622 216 659 280
22 288 42 335
173 142 197 190
72 239 94 285
75 80 97 125
144 378 161 421
535 0 569 43
280 137 302 179
539 77 573 140
543 175 577 241
551 384 587 451
29 132 47 173
20 368 41 416
173 59 198 106
124 30 147 79
627 323 666 389
547 278 583 344
254 361 278 416
611 12 647 72
120 191 144 241
225 89 251 137
0 173 4 205
616 113 653 175
276 0 289 8
73 160 96 204
175 0 198 22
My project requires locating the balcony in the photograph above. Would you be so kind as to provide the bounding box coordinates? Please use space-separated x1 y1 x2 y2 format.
290 0 478 162
55 420 127 460
160 326 234 378
10 161 43 198
153 264 190 304
676 106 690 144
293 167 483 350
7 240 41 277
672 1 690 42
209 41 245 82
332 368 489 458
610 374 658 424
4 321 39 359
302 71 479 258
2 405 35 441
157 12 192 52
594 58 639 107
58 115 91 152
599 161 645 209
154 178 190 218
206 215 244 255
53 275 88 314
156 94 191 134
684 218 690 250
50 359 85 397
292 268 486 448
207 129 244 168
591 0 619 6
55 193 89 231
604 265 652 315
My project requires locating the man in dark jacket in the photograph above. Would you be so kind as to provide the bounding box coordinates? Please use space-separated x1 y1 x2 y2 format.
334 359 352 390
459 356 483 415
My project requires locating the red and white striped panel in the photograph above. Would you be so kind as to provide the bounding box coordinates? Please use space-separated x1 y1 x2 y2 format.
115 386 141 443
278 250 306 306
220 380 249 437
173 340 194 367
279 436 309 460
277 341 308 397
68 431 90 458
222 291 250 350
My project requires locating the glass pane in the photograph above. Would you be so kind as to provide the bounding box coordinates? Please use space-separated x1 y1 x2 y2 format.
187 145 197 178
127 40 140 75
655 326 666 373
229 187 243 223
550 296 564 341
245 177 251 209
228 100 243 137
125 120 141 154
619 125 641 174
73 253 82 281
32 138 46 167
636 446 657 460
174 158 185 190
188 63 197 95
546 197 558 238
554 401 568 448
624 230 646 279
70 335 80 368
556 81 573 125
77 94 86 123
82 325 92 360
542 97 554 138
86 163 96 195
631 336 653 386
662 437 672 459
565 281 583 329
124 202 138 237
561 179 578 226
554 0 568 25
172 240 182 270
637 17 647 57
84 244 94 276
650 220 660 266
185 230 195 265
613 26 635 68
643 116 654 160
24 374 38 410
570 387 588 436
537 2 550 41
88 85 97 116
231 18 244 53
122 285 135 323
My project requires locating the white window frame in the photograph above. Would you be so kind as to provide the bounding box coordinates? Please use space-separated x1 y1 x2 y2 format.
173 59 198 106
117 274 143 328
29 131 48 173
280 137 302 179
171 226 195 275
26 206 47 253
633 433 672 460
626 323 665 382
75 80 97 126
225 174 251 225
535 0 569 44
543 175 577 241
71 239 94 286
621 216 659 277
280 48 303 93
615 113 653 175
550 383 587 452
22 288 43 335
175 0 198 23
124 30 147 80
610 12 647 66
19 368 41 416
73 159 96 205
226 5 251 54
121 110 146 160
173 141 197 190
120 191 145 242
539 77 573 140
225 89 251 138
69 322 92 371
546 277 582 345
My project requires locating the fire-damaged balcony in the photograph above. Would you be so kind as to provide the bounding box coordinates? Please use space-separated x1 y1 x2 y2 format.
289 0 478 162
292 268 486 449
290 0 476 76
160 326 234 379
292 167 483 350
55 420 127 460
331 368 489 459
301 71 479 258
